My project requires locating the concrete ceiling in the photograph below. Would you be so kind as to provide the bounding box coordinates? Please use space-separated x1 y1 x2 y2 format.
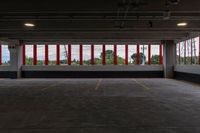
0 0 200 41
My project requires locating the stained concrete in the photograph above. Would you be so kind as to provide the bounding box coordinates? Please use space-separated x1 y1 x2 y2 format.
0 78 200 133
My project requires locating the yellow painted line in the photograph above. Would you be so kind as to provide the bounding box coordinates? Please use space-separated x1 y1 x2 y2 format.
94 79 102 90
132 79 151 90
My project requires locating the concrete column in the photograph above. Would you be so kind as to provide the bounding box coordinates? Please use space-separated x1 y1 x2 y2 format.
8 40 23 78
162 40 176 78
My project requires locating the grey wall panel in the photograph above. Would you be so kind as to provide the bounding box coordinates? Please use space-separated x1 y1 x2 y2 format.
174 65 200 75
21 65 164 71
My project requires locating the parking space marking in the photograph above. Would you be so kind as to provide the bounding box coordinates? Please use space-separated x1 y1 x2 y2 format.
94 79 102 90
41 80 68 91
132 79 151 90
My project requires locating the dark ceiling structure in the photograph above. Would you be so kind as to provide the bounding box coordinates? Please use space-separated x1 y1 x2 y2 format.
0 0 200 41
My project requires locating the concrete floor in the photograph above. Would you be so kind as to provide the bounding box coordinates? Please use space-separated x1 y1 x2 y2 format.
0 79 200 133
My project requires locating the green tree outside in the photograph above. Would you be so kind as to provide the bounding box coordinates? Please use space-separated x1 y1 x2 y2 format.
25 50 162 65
130 53 146 64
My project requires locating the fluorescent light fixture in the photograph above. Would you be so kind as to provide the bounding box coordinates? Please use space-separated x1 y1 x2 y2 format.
24 23 35 27
177 22 187 27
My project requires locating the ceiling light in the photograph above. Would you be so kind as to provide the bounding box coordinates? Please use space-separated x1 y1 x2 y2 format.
177 22 187 27
24 23 35 27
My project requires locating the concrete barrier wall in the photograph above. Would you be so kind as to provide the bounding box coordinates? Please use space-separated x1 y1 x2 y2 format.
20 65 164 78
21 65 163 71
174 65 200 83
0 65 164 78
0 66 18 78
0 66 17 71
174 65 200 75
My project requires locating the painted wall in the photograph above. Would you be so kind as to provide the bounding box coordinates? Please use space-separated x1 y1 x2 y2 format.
175 65 200 75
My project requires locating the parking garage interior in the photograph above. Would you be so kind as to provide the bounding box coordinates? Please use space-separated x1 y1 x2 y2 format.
0 0 200 132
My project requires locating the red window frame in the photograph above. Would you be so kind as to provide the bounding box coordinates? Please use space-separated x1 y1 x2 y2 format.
148 44 151 65
136 44 140 65
22 44 26 65
159 44 163 65
68 44 71 65
33 44 37 65
125 44 128 65
45 44 48 65
102 44 106 65
114 44 117 65
190 38 193 64
199 36 200 65
19 42 200 66
184 41 186 64
79 44 83 65
0 43 2 65
91 44 94 65
56 44 60 65
178 42 180 64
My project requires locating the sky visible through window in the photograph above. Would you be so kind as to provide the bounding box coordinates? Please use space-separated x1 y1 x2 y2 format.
2 45 10 63
24 45 160 60
1 38 200 65
0 43 163 65
177 37 200 64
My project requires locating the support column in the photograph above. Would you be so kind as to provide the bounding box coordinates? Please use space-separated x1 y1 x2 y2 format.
162 40 176 78
8 40 23 78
